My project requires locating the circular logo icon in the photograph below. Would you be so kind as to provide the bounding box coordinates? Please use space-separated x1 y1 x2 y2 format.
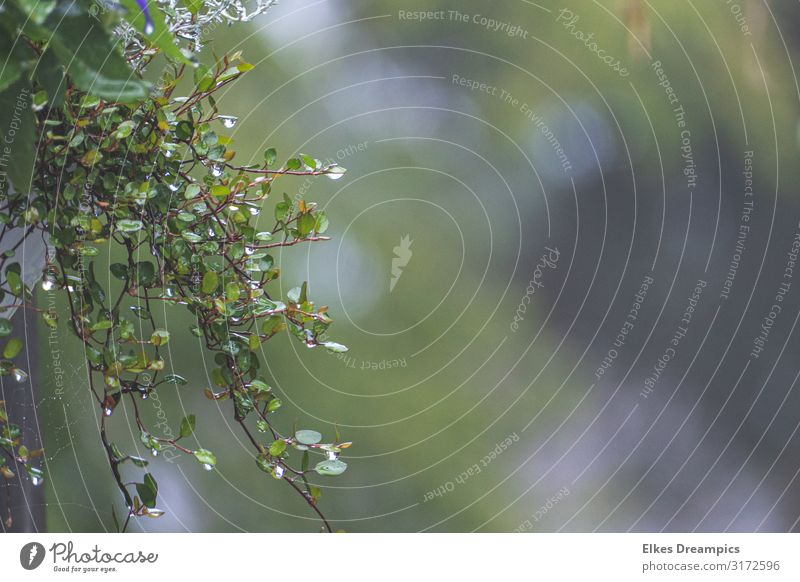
19 542 46 570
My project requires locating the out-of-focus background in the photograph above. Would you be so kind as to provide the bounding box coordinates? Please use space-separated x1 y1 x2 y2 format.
24 0 800 531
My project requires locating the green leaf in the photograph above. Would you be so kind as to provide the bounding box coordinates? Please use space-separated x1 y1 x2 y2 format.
264 147 277 166
314 211 330 234
194 448 216 467
315 459 347 476
119 0 192 65
274 201 290 222
297 213 315 237
211 185 230 199
129 456 149 468
180 415 196 438
269 440 287 457
299 281 308 304
0 77 36 194
202 271 219 294
32 49 65 109
0 35 22 93
150 329 170 346
135 261 156 286
300 154 317 170
114 120 136 139
184 184 202 200
136 473 158 507
0 319 12 338
225 282 240 302
12 0 56 24
116 218 143 232
47 14 149 102
3 338 23 359
6 269 23 296
287 287 302 304
183 0 206 15
91 319 113 332
162 374 188 386
255 454 272 474
110 263 129 280
323 342 348 354
249 379 270 394
295 430 322 445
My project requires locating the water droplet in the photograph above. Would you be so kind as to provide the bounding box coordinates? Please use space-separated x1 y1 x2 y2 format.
210 165 224 178
326 166 346 180
151 449 159 457
244 246 254 255
219 115 238 129
168 182 180 192
274 465 285 478
31 475 43 486
207 228 216 238
103 407 113 417
144 21 155 35
326 451 338 461
202 463 214 471
248 206 260 216
41 277 55 291
163 149 173 158
140 392 149 400
13 369 28 383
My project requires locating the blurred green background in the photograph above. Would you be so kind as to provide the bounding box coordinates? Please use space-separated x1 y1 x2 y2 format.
29 0 800 532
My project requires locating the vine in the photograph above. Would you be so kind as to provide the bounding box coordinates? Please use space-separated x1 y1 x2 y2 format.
0 0 350 531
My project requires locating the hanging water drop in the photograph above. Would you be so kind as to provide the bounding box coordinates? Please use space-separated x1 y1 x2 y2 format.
31 475 43 487
244 246 254 255
274 465 285 478
210 165 224 178
41 277 56 291
326 450 338 461
248 206 260 216
168 182 180 192
151 449 159 457
163 149 173 158
103 407 113 417
202 463 214 471
219 115 238 129
13 369 28 383
326 166 347 180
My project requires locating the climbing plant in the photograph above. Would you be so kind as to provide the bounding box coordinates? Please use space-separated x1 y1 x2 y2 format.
0 0 350 531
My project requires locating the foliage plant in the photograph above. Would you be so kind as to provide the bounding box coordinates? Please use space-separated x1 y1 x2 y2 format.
0 0 350 532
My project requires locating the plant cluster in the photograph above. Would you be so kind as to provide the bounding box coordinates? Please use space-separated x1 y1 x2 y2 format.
0 0 349 531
